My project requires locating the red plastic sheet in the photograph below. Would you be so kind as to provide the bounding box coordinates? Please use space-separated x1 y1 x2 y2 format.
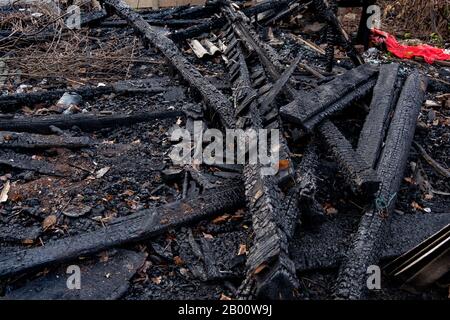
371 28 450 64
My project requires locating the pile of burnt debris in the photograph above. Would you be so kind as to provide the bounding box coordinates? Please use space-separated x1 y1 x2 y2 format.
0 0 449 300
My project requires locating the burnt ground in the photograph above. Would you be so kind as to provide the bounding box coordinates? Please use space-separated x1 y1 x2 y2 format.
0 3 449 300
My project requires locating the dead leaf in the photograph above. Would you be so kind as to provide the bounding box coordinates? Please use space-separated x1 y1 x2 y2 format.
174 256 184 266
237 244 247 256
220 293 232 300
411 201 423 211
323 203 338 215
212 214 230 224
253 263 268 275
42 215 57 230
278 159 290 170
0 180 10 203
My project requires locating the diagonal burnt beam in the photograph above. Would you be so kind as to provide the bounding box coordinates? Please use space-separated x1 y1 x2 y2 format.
221 14 299 299
335 70 428 299
280 63 378 132
357 63 401 169
318 120 380 196
98 0 235 129
0 185 245 279
312 0 365 67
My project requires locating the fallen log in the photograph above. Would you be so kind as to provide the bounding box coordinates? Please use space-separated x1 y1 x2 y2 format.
0 110 184 134
0 185 245 278
318 120 380 196
357 63 400 168
280 63 378 132
0 151 71 177
0 82 170 112
0 131 92 149
334 70 428 299
99 0 235 129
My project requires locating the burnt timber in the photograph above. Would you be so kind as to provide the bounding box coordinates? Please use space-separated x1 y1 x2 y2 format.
0 185 244 278
335 70 428 299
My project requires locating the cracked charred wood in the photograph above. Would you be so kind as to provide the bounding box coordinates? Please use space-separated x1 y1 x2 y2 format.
0 83 169 112
221 21 295 186
0 185 245 279
169 0 292 42
293 143 326 225
335 70 428 300
357 63 400 168
280 64 378 131
312 0 364 66
325 0 338 72
222 25 298 299
318 121 380 196
0 131 92 149
99 0 235 129
0 150 71 177
259 54 301 114
0 110 184 134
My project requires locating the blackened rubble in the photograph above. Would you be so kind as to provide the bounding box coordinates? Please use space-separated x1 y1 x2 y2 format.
0 0 449 300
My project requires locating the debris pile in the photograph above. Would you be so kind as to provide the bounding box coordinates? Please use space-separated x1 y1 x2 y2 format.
0 0 449 300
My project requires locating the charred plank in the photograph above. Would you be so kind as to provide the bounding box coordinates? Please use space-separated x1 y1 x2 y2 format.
0 131 92 149
0 83 169 112
221 18 299 299
0 185 245 278
335 70 428 299
0 150 71 177
318 120 380 196
280 64 378 131
357 63 400 168
0 110 183 134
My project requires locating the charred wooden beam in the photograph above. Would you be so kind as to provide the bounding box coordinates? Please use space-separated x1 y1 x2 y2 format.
0 110 184 134
293 143 326 225
318 121 380 196
357 63 400 168
0 150 71 177
335 70 428 299
0 83 169 112
312 0 365 66
222 17 299 299
280 64 378 131
99 0 235 129
0 131 92 149
0 185 245 279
